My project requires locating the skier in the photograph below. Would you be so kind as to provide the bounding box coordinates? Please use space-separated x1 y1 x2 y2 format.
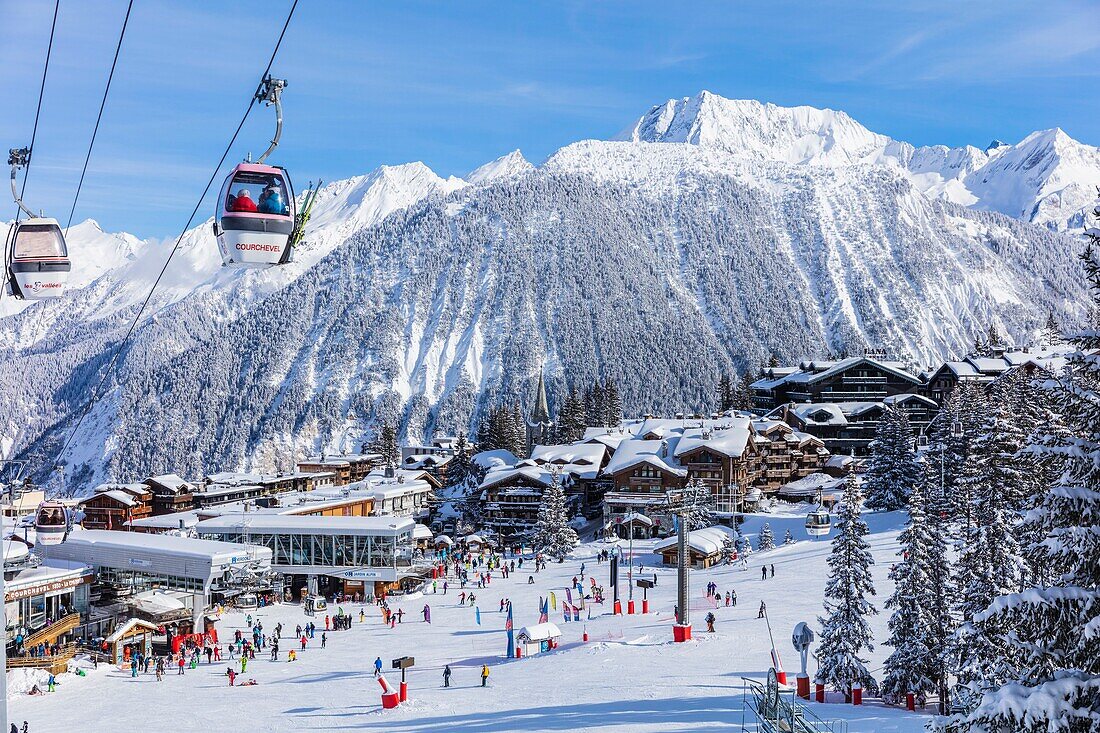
241 656 247 673
758 601 767 619
443 664 452 688
227 667 236 686
374 657 383 677
761 566 767 581
705 611 716 633
321 632 327 649
422 604 431 623
770 563 775 578
359 609 365 623
480 664 489 687
300 635 307 650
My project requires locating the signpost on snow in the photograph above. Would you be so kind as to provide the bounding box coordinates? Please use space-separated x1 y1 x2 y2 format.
392 656 414 702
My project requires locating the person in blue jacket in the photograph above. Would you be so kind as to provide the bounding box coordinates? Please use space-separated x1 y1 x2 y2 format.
374 657 383 677
258 183 287 215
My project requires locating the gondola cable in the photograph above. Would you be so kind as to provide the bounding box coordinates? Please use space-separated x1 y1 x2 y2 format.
50 0 300 484
14 0 60 216
63 0 135 236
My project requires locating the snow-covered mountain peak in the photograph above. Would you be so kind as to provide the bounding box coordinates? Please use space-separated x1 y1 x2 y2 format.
467 150 534 185
616 91 905 167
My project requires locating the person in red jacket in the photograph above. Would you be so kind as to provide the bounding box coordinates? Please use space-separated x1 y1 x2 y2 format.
230 188 258 212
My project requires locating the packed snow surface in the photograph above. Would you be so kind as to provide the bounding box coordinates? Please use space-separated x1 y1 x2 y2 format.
10 509 931 732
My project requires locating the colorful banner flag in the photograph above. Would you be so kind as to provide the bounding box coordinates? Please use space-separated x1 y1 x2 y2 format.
506 603 515 658
539 597 548 624
475 606 481 625
565 589 574 622
550 591 557 610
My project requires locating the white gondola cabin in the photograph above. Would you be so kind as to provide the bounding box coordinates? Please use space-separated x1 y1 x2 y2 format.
5 217 70 299
34 500 71 546
213 162 296 267
805 509 832 538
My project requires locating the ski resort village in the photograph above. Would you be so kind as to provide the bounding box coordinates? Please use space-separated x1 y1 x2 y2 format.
2 2 1099 732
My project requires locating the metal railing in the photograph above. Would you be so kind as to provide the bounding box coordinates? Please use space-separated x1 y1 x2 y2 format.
740 677 847 733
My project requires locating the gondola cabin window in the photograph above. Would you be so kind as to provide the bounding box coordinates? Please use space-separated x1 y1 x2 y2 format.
226 171 290 216
14 223 67 259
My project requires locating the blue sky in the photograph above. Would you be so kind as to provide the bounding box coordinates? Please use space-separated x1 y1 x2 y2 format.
2 0 1098 238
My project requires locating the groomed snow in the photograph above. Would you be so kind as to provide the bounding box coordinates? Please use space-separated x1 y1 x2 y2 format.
10 509 931 733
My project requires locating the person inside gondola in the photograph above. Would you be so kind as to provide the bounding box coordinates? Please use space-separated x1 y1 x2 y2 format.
258 183 287 215
230 188 258 212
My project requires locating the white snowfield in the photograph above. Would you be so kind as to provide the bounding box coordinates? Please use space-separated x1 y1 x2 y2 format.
10 510 929 733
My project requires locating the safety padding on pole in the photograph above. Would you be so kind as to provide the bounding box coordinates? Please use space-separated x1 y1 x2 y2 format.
771 649 787 685
378 674 399 708
613 599 622 615
815 683 825 703
515 646 522 658
642 599 649 614
399 681 408 703
852 683 863 706
796 674 810 700
672 623 692 642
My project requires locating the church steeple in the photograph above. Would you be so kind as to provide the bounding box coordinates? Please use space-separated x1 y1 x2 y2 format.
529 369 551 426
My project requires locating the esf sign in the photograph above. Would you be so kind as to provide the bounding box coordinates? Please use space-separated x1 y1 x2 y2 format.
129 558 152 568
340 569 382 579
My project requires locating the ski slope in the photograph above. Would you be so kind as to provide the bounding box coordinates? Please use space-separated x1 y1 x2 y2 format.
9 509 929 732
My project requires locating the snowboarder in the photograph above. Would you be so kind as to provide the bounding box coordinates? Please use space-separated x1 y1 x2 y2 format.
443 664 452 688
481 664 489 687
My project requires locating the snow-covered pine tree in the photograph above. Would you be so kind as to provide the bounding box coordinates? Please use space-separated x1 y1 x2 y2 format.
603 379 623 427
1041 310 1063 346
758 522 776 551
716 374 734 412
720 532 737 564
881 477 936 703
919 458 955 713
556 389 587 443
937 233 1100 733
784 528 795 545
816 470 878 698
531 469 578 561
509 403 527 457
585 382 606 428
734 370 755 411
369 419 400 466
679 478 715 531
863 406 918 511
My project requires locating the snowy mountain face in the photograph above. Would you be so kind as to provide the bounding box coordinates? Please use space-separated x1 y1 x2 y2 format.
624 91 1100 232
2 91 1096 491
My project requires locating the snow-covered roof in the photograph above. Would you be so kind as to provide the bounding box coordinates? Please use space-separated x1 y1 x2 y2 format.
129 511 200 530
618 511 653 526
581 425 640 450
674 419 752 459
882 393 937 408
131 590 185 616
100 490 138 507
471 450 519 470
779 472 845 497
196 514 414 536
412 523 433 540
106 618 160 643
603 438 687 477
433 535 454 546
787 403 847 426
479 465 555 492
653 525 737 555
145 474 194 494
968 357 1011 374
93 482 149 497
517 622 561 641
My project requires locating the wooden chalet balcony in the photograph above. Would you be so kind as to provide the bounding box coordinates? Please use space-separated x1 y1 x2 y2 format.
22 612 80 649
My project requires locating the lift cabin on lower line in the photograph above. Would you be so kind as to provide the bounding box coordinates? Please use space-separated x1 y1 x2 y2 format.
213 162 296 267
5 217 71 299
34 500 72 546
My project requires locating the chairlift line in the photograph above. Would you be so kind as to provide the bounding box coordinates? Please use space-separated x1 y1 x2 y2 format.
49 0 302 477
